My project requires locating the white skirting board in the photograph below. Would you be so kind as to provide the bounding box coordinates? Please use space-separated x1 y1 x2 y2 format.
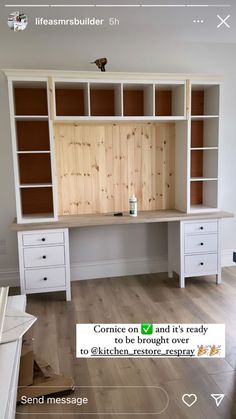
0 251 235 286
71 256 168 281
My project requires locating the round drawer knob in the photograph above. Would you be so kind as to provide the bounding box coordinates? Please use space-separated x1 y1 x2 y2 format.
42 238 46 242
42 255 47 259
200 242 204 246
200 262 204 266
43 277 47 281
200 226 204 230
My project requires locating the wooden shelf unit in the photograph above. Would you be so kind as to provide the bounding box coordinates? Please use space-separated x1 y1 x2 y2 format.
189 84 219 211
6 73 222 223
9 79 57 223
6 70 230 295
52 80 187 119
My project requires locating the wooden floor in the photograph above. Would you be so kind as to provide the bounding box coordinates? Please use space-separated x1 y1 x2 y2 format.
15 268 236 419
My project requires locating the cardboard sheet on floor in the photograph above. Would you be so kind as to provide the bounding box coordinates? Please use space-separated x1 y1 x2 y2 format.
18 341 34 386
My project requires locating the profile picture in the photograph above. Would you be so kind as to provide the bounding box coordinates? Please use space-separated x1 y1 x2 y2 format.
8 11 28 32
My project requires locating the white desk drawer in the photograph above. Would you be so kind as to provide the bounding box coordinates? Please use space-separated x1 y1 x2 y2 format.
185 253 218 276
185 234 218 254
184 221 218 235
23 246 65 268
23 232 64 247
25 267 66 290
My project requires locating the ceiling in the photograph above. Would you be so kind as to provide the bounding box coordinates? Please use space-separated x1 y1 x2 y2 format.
0 0 235 72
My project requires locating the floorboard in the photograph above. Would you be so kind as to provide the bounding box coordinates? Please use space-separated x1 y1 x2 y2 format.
14 268 236 418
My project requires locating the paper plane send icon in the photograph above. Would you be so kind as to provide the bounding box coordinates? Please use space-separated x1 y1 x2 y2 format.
211 394 225 407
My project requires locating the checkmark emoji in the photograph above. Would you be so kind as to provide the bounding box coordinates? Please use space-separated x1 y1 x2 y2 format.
141 323 153 335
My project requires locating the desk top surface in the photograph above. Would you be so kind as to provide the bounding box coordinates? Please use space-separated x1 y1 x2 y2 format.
12 210 233 231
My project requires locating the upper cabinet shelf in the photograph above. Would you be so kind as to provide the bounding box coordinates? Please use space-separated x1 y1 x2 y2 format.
155 83 185 117
191 84 219 117
6 72 221 222
53 79 186 120
123 83 153 117
55 82 89 117
13 81 48 116
90 83 122 117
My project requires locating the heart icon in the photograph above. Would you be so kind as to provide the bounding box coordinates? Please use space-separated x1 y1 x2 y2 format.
182 393 197 407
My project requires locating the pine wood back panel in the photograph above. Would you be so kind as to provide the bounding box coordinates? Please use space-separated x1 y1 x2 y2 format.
54 123 175 215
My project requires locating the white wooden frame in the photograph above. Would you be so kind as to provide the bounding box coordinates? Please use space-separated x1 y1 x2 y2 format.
17 228 71 301
188 80 221 213
7 77 58 224
5 71 221 224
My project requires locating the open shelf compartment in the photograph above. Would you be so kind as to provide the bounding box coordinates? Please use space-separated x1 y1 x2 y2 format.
55 82 89 117
191 118 219 148
191 148 218 179
18 153 52 184
123 83 153 117
155 83 185 117
16 120 50 151
90 83 122 117
191 84 219 116
20 186 54 216
190 179 218 211
13 81 48 116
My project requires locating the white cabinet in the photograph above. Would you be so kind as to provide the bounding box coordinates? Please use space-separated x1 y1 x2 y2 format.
18 228 71 301
168 218 221 288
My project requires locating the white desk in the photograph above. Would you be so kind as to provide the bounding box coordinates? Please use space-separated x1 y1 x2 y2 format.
12 210 233 300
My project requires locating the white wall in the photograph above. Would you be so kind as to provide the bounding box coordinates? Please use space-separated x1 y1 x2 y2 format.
1 13 236 283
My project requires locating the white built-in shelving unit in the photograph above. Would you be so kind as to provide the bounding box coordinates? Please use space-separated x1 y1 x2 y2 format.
5 71 221 223
189 82 220 213
8 79 58 223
